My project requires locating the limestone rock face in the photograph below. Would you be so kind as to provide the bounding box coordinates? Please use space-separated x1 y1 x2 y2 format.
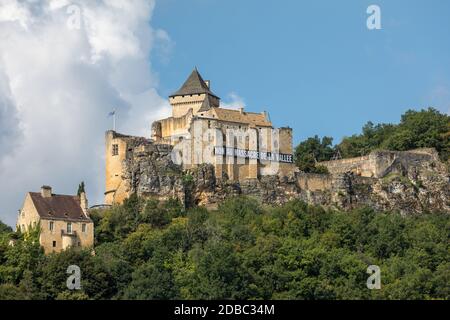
123 144 185 203
123 144 449 214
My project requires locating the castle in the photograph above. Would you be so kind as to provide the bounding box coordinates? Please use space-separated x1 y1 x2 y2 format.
104 69 449 214
105 68 295 205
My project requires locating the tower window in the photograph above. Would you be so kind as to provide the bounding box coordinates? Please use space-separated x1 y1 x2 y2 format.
49 221 54 231
67 222 72 234
112 144 119 156
82 224 86 233
53 241 56 248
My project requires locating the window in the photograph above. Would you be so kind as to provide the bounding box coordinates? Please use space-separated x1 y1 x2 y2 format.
112 144 119 156
49 221 54 231
67 222 72 234
53 241 56 248
82 224 86 233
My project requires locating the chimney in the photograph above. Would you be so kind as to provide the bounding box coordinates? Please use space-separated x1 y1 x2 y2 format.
205 80 210 88
80 192 89 215
239 107 244 114
41 186 52 198
261 111 268 120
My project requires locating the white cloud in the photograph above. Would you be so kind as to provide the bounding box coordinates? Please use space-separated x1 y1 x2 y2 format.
0 0 171 226
221 92 246 110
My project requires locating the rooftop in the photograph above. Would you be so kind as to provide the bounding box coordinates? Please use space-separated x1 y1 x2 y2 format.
169 68 220 99
29 192 91 222
202 108 272 127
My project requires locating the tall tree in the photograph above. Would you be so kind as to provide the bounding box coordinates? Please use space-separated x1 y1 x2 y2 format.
294 135 334 173
77 181 85 196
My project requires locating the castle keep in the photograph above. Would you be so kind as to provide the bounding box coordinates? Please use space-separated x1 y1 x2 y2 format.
104 69 449 215
105 69 295 205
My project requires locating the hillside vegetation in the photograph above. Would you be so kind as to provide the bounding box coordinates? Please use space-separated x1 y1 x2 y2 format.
295 108 450 173
0 196 448 300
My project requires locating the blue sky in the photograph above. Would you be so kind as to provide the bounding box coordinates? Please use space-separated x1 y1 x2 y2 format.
0 1 449 226
152 0 450 144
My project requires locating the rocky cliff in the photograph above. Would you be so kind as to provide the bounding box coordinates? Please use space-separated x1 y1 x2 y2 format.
121 144 449 214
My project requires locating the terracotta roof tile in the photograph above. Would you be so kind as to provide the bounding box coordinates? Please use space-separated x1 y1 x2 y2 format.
210 108 272 127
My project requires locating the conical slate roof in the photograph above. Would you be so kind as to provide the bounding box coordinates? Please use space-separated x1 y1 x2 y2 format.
198 94 218 112
169 68 220 99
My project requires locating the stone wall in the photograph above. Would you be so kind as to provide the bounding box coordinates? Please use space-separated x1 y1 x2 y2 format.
319 148 442 178
112 141 449 215
296 173 333 191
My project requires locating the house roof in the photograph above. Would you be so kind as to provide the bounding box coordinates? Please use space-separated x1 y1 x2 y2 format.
169 68 220 99
209 108 272 127
198 94 219 112
29 192 91 222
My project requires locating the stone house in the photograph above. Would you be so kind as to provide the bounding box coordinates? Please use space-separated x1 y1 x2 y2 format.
16 186 94 254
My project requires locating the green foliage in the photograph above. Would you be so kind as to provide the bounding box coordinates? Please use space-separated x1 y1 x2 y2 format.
294 135 334 173
294 108 450 164
77 181 85 196
39 248 115 299
0 221 12 235
124 258 179 299
0 195 448 300
337 108 450 161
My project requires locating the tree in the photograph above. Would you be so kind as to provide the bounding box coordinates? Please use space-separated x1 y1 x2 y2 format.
181 241 248 299
336 108 450 161
294 136 333 173
124 259 178 299
0 220 12 235
1 194 448 300
141 199 170 228
77 181 85 196
39 248 115 300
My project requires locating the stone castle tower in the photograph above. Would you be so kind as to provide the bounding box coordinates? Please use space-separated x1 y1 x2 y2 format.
105 68 295 205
